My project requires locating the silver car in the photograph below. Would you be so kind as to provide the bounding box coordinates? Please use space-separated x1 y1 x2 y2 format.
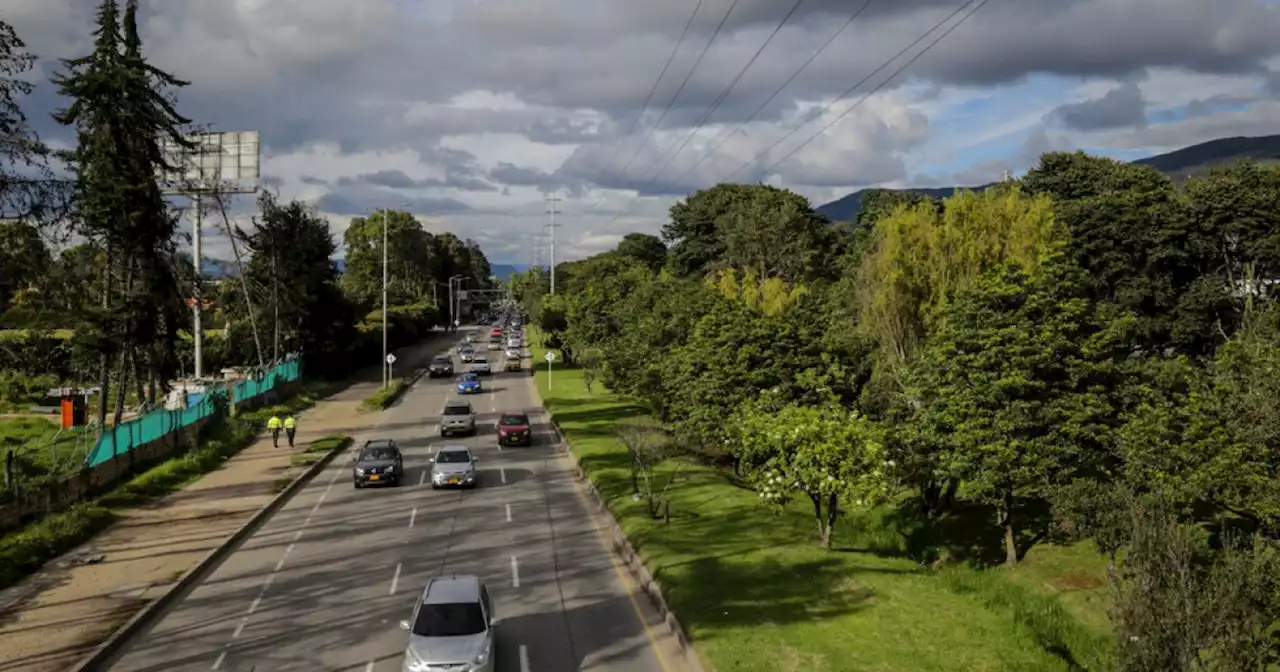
459 347 475 364
439 400 476 437
399 574 496 672
469 355 491 375
429 444 479 488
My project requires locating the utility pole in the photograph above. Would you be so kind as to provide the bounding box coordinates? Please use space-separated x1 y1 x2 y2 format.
381 208 390 389
271 241 280 363
545 192 561 294
192 195 203 378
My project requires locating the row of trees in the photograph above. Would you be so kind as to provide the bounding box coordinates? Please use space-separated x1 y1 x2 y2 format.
0 7 495 416
515 156 1280 668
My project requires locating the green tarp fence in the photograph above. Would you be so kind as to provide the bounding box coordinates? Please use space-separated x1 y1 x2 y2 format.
85 355 302 468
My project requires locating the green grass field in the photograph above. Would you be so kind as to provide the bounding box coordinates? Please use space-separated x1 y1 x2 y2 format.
528 328 1115 671
0 415 88 477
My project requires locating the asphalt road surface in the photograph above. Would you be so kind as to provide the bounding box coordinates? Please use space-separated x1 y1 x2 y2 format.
104 328 682 672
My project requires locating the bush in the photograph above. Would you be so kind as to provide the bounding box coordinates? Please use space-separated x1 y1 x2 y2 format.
360 379 406 411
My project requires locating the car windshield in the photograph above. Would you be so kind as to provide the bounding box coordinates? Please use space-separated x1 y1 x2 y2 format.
436 450 471 464
499 414 528 426
443 404 471 415
473 357 487 363
360 447 396 461
411 602 486 637
460 374 477 382
432 357 450 364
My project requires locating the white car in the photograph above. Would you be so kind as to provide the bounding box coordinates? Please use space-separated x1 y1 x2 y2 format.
503 347 521 360
469 356 491 375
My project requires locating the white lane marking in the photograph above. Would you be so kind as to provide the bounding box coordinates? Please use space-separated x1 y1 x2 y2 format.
275 543 294 571
390 562 402 594
510 556 520 587
419 469 427 486
500 467 507 484
408 506 417 528
364 663 374 672
220 456 339 658
519 644 530 672
505 503 512 523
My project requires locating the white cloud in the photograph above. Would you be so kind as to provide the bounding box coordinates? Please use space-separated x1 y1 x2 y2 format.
8 0 1280 263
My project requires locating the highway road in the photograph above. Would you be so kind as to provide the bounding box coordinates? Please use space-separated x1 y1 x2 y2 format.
104 328 684 672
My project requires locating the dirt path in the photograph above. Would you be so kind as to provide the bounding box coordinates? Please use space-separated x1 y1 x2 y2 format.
0 333 454 672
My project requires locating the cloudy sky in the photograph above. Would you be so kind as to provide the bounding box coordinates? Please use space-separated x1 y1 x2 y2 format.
8 0 1280 265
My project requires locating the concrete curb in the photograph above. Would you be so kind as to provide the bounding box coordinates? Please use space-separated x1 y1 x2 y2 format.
67 435 355 672
545 416 707 672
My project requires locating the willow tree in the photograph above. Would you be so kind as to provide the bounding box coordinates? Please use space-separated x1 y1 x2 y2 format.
855 185 1061 374
708 267 808 317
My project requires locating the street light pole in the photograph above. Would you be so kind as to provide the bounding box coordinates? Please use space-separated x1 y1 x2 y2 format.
381 208 389 389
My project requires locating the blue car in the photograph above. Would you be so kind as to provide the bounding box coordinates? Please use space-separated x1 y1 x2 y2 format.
456 373 482 394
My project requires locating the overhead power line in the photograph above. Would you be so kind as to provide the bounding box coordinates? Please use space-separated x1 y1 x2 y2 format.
605 0 988 227
587 0 706 188
727 0 992 182
661 0 877 188
627 0 811 194
610 0 744 186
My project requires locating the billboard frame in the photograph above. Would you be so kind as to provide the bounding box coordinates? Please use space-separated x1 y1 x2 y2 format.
159 130 261 380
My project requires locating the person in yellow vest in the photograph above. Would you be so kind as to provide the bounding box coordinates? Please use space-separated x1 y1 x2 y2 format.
267 415 283 447
283 415 298 447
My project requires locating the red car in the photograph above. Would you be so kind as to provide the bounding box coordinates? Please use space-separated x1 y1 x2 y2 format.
497 411 532 447
489 328 503 337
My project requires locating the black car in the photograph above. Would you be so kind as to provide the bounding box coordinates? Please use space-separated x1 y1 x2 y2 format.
352 440 404 488
427 355 454 378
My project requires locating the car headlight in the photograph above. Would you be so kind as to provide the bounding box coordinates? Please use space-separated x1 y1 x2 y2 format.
385 465 394 473
404 649 428 671
355 468 365 475
474 640 491 664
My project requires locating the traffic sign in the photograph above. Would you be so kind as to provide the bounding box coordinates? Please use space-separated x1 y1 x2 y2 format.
385 354 397 364
544 352 555 362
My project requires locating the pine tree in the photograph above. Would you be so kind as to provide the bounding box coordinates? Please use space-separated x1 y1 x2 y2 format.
52 0 192 426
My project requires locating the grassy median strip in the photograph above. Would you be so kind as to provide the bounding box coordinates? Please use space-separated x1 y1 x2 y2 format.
0 382 337 592
360 378 407 411
529 327 1112 671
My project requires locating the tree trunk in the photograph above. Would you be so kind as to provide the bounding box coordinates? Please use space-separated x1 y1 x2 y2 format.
112 346 130 428
941 478 960 511
822 493 839 550
131 348 146 410
921 481 942 518
1000 488 1017 567
97 243 112 430
112 259 135 429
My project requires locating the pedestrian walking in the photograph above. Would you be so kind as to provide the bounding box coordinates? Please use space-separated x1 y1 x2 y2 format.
267 414 282 447
283 414 298 448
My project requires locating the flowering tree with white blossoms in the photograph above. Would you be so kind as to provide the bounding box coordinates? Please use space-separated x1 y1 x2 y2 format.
730 391 892 549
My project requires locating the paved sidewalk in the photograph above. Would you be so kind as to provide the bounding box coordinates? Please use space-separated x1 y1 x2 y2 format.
0 333 454 672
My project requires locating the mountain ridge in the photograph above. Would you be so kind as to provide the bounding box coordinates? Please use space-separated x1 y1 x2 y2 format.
816 134 1280 223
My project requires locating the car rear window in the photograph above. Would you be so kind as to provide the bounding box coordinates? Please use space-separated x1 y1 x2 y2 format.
360 447 396 461
436 450 471 463
411 602 485 637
